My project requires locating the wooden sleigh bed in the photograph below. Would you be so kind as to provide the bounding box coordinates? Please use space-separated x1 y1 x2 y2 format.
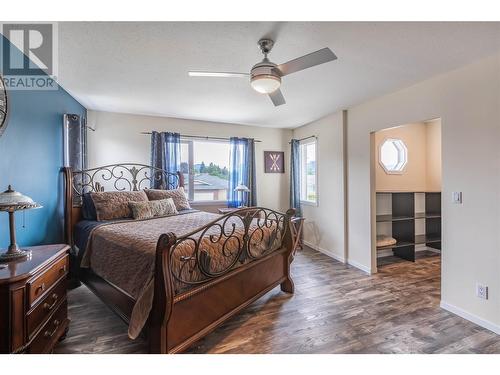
63 163 295 353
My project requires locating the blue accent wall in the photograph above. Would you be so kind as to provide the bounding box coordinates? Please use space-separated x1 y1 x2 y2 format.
0 35 86 249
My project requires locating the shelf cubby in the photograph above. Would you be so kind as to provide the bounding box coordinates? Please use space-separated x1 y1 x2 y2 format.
376 191 442 263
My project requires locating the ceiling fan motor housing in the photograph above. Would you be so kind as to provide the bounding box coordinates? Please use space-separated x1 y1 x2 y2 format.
250 59 281 93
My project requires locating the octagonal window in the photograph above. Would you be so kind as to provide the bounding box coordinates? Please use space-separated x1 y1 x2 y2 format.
379 138 407 174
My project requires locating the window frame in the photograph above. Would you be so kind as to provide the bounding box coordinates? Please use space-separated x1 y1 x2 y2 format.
378 137 408 175
299 138 319 206
180 137 230 204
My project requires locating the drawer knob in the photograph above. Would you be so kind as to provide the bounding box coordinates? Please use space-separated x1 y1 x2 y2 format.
59 265 66 273
44 319 60 338
36 283 46 294
43 293 59 311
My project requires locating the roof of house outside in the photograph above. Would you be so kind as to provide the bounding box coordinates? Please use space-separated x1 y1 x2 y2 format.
192 173 228 191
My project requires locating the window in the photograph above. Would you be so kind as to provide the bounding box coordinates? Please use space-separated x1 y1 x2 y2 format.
299 139 317 204
180 139 230 201
379 138 408 174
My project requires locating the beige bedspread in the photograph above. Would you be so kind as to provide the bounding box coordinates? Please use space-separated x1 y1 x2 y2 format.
81 211 281 339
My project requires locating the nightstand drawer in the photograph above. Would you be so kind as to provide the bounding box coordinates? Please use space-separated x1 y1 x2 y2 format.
0 244 70 354
28 255 68 307
27 278 67 339
29 299 68 354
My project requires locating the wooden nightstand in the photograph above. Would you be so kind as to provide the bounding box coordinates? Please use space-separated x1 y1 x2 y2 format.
0 244 70 353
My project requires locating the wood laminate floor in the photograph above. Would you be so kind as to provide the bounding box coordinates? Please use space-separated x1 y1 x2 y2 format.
54 248 500 354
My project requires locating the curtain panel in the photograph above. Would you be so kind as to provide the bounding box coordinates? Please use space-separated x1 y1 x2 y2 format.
63 113 87 170
150 131 181 189
290 139 302 217
228 137 257 207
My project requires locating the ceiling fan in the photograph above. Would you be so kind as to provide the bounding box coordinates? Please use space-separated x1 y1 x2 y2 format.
188 38 337 107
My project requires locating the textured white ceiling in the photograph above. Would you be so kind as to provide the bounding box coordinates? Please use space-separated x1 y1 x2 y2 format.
56 22 500 128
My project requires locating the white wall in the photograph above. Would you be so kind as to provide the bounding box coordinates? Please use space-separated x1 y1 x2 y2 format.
292 111 346 261
347 53 500 329
87 110 292 213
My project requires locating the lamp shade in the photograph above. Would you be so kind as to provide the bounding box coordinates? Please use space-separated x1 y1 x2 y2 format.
234 184 250 192
0 185 41 212
0 185 41 262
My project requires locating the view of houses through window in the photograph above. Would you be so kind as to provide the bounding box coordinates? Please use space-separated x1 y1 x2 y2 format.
180 139 230 201
299 139 317 204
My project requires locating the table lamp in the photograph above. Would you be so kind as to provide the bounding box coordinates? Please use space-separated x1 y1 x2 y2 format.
234 184 251 208
0 185 41 262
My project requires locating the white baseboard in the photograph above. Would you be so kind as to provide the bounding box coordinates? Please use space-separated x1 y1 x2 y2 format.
346 259 372 274
440 300 500 335
303 240 346 263
303 241 372 274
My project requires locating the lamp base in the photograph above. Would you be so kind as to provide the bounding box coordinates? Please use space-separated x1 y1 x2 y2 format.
0 248 30 262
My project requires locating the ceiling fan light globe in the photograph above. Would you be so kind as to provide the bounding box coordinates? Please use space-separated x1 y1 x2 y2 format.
250 75 281 94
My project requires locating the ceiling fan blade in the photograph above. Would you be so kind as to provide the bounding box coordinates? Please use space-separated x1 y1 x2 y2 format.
269 89 286 107
278 48 337 76
188 71 249 78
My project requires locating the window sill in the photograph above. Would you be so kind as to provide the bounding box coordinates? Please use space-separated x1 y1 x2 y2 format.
190 200 227 207
300 200 318 207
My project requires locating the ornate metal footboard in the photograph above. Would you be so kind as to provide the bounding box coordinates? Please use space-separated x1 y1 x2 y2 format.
151 207 296 353
169 207 291 294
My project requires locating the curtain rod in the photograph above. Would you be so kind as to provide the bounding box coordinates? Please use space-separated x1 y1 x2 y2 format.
140 132 262 143
289 135 317 144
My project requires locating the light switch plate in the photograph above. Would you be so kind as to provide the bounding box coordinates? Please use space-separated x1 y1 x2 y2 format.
452 191 462 204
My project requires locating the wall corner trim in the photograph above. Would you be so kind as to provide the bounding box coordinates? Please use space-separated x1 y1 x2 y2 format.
342 109 349 263
440 300 500 335
303 240 346 263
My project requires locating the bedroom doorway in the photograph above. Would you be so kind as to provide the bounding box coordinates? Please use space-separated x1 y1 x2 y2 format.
371 118 442 273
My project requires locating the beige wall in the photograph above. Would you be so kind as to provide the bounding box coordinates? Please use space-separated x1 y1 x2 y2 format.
87 110 292 213
292 111 346 261
426 119 442 191
375 123 428 192
347 53 500 329
374 121 442 192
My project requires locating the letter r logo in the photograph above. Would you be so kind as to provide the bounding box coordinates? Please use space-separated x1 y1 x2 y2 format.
1 23 56 76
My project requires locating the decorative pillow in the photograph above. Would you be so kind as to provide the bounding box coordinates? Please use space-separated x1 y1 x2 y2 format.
129 201 153 220
149 198 178 217
145 187 191 211
81 192 97 220
91 190 148 221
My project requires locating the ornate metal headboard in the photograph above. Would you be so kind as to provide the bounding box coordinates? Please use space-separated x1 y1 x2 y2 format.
69 163 183 202
63 163 184 244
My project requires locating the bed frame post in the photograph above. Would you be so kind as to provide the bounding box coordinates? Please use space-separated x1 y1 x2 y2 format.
177 171 184 189
280 208 296 294
63 167 74 246
149 232 177 354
